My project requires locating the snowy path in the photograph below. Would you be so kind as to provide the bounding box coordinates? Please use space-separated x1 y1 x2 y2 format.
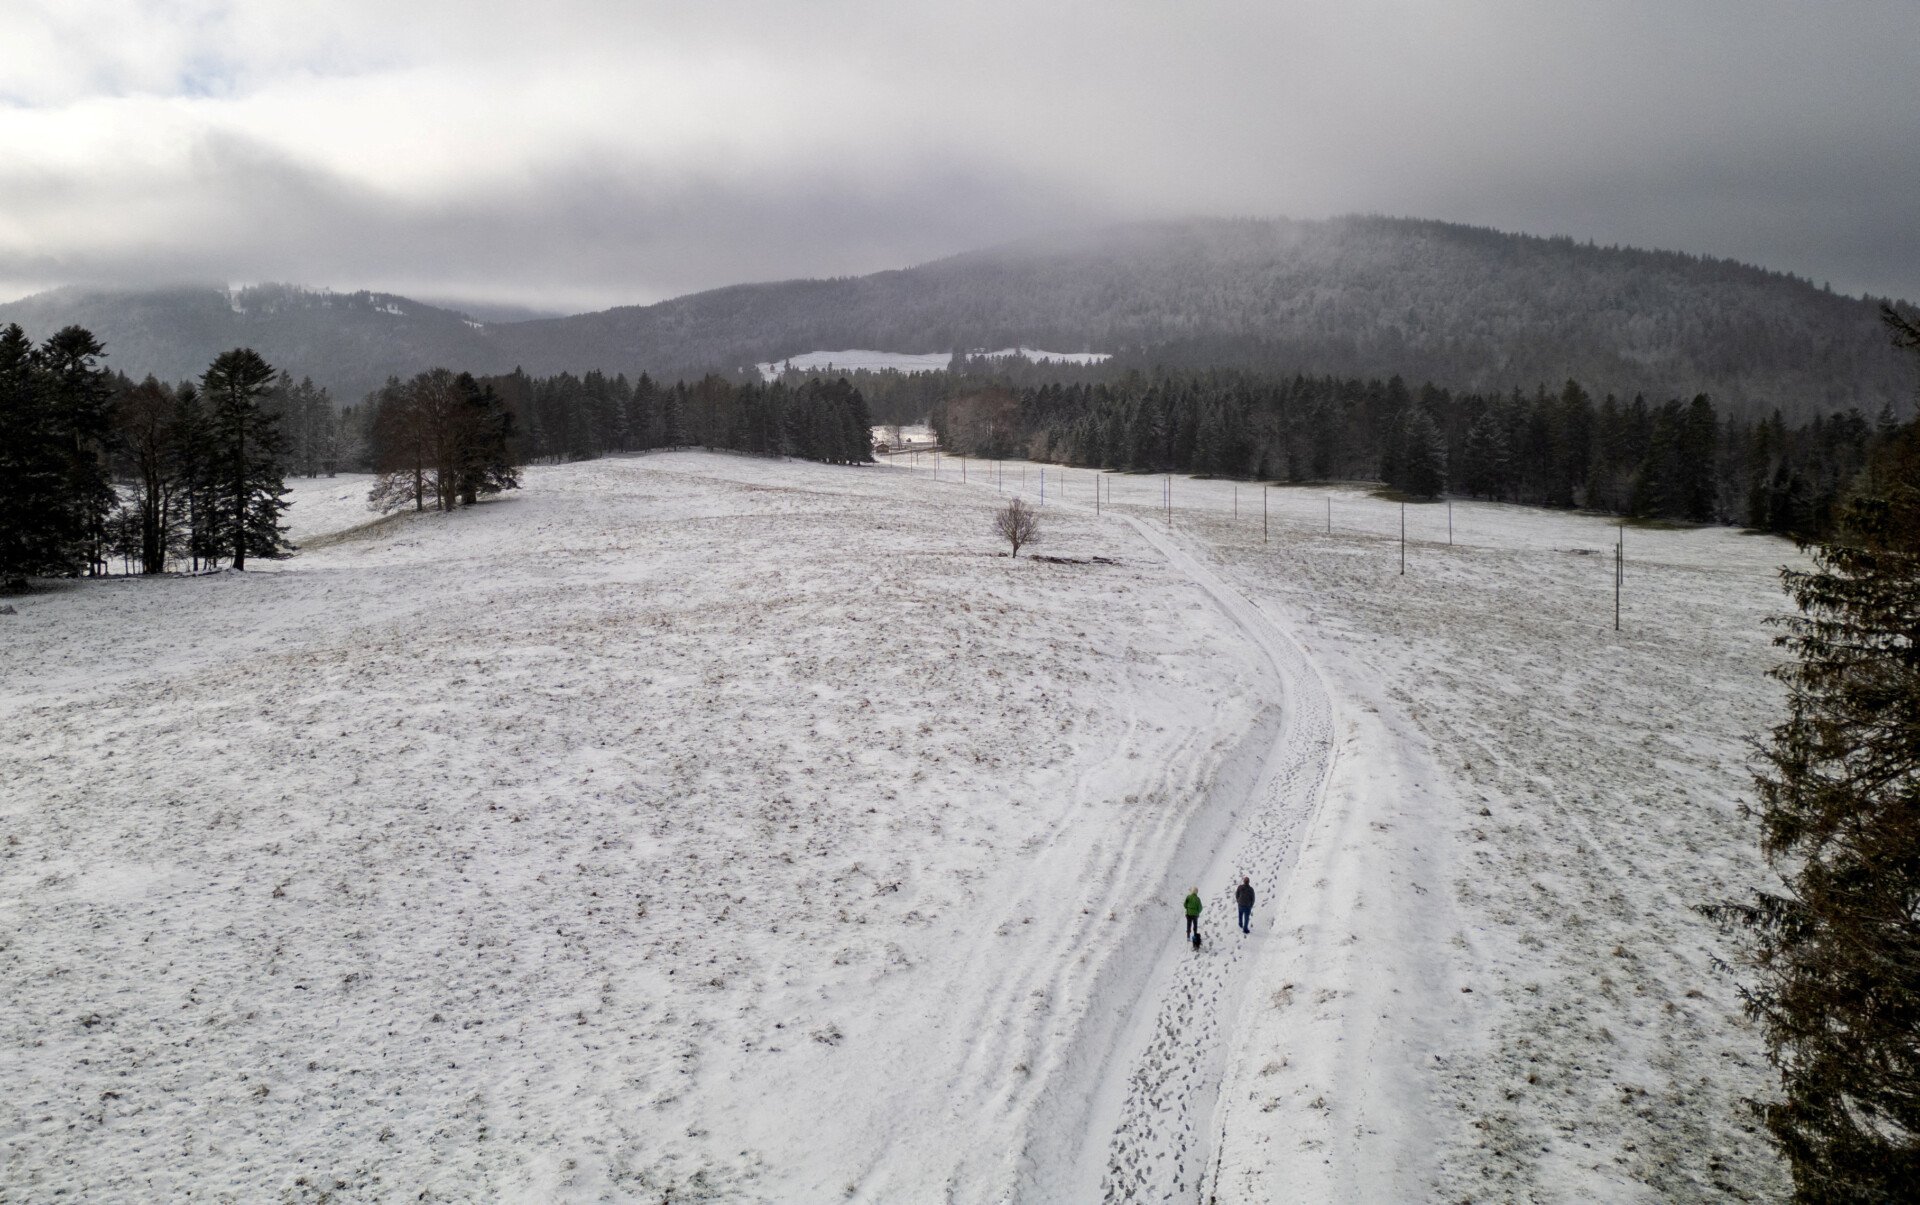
919 460 1790 1201
1080 517 1336 1203
971 483 1340 1202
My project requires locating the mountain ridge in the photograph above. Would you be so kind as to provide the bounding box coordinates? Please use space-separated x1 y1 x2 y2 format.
2 216 1910 417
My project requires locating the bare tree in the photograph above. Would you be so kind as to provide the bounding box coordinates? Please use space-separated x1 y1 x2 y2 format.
994 497 1041 557
113 376 179 574
367 368 516 513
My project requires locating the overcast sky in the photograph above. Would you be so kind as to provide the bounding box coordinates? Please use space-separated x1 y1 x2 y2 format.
3 0 1916 312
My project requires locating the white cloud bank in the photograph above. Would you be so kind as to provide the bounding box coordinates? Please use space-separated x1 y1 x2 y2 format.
2 0 1916 310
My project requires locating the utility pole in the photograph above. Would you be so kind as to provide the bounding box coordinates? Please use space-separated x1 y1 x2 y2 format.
1262 486 1268 544
1448 500 1453 546
1040 468 1046 506
1400 503 1406 575
1615 523 1624 631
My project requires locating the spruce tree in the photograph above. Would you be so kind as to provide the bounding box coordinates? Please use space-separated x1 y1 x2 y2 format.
1631 402 1684 519
0 323 60 589
1398 406 1449 498
631 373 659 449
1459 408 1513 500
168 383 220 572
452 373 519 505
0 324 118 587
661 384 686 449
201 349 291 569
1679 394 1721 522
1127 399 1159 471
38 326 118 576
1707 308 1920 1199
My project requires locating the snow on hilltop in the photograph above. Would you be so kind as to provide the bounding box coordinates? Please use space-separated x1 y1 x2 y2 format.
1 454 1792 1200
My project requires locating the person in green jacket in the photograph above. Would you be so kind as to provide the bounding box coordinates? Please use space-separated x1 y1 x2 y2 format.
1184 887 1203 942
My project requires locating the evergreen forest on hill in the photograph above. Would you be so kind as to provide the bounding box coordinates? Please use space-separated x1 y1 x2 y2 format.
4 295 1913 587
925 368 1899 538
4 217 1912 421
0 324 870 585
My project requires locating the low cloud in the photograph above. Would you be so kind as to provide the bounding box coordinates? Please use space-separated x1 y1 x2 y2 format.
0 128 1108 309
3 0 1916 310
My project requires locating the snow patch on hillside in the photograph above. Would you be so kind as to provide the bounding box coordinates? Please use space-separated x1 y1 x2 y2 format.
281 473 381 545
757 347 1108 380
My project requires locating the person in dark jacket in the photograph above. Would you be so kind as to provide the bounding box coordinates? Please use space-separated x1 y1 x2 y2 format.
1235 877 1255 934
1184 888 1203 942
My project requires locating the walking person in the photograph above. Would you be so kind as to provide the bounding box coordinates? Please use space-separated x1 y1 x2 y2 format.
1235 876 1256 934
1184 887 1203 943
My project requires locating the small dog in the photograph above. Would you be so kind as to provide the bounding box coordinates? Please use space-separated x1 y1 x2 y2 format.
1191 931 1203 952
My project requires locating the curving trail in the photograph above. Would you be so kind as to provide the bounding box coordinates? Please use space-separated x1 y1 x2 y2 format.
1021 513 1338 1202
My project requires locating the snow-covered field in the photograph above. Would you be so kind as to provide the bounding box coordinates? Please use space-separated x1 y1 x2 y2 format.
870 424 937 451
282 474 383 545
969 464 1796 1200
4 454 1281 1201
3 453 1795 1201
757 348 1110 380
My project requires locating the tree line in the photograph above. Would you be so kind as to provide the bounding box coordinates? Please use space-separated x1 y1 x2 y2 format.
1 324 883 588
930 354 1909 537
1 325 308 586
346 370 875 468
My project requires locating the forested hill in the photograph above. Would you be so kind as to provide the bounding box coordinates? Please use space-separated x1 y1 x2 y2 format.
4 217 1911 417
0 284 499 402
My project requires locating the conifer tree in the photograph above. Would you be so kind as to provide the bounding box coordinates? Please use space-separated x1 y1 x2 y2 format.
661 384 686 449
38 326 118 576
167 382 221 571
201 348 291 569
0 324 118 587
1398 406 1449 497
1707 307 1920 1199
452 373 519 505
1679 394 1721 522
630 373 659 449
1127 399 1159 471
1459 407 1513 500
0 323 60 589
1630 401 1684 518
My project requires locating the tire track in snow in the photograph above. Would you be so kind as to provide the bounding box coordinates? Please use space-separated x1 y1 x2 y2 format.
1086 516 1336 1204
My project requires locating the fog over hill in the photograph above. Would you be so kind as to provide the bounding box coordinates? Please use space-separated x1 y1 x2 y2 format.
3 217 1910 417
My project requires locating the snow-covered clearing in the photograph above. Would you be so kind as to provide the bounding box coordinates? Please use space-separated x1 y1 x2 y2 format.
955 461 1794 1200
870 424 937 451
4 452 1796 1202
5 453 1287 1201
757 348 1109 380
282 474 382 546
